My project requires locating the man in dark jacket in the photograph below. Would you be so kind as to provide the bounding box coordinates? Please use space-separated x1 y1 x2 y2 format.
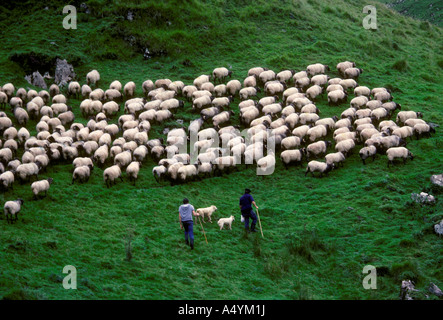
239 188 259 233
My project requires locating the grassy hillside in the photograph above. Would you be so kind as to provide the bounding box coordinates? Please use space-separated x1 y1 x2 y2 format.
0 0 442 300
379 0 443 27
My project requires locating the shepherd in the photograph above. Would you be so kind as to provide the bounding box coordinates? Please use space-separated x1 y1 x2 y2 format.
239 188 259 233
179 198 200 250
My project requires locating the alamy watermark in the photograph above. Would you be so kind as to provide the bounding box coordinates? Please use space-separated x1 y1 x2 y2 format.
63 5 77 29
363 5 377 30
63 265 77 289
362 265 377 289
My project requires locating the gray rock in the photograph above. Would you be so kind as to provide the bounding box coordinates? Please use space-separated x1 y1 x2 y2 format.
127 10 134 21
54 58 75 88
431 174 443 187
411 192 435 204
428 283 443 297
434 220 443 236
24 71 47 89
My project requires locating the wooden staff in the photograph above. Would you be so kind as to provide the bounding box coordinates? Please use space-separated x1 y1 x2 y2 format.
198 216 208 244
256 208 264 238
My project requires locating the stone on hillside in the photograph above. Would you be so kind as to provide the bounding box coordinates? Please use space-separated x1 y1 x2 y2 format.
434 220 443 236
431 174 443 187
24 71 47 89
411 192 435 204
428 283 443 297
54 58 76 87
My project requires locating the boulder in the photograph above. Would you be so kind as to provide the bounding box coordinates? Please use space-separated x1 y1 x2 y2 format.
431 174 443 187
54 58 76 87
411 192 435 204
434 220 443 236
24 71 47 89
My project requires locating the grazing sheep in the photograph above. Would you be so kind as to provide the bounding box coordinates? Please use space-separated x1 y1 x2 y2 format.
306 85 323 100
214 84 227 97
414 123 435 139
217 215 235 230
31 178 53 199
335 139 355 156
326 84 344 93
305 161 334 177
103 165 123 187
152 165 167 183
68 81 81 98
277 70 295 83
86 70 100 86
265 82 285 96
110 80 123 91
301 103 319 114
354 86 371 97
280 149 304 168
350 96 368 109
104 89 122 101
359 145 377 164
386 147 413 167
335 131 358 143
299 113 320 125
212 67 232 83
81 84 92 99
123 81 136 98
374 91 393 102
310 75 329 87
328 90 347 105
4 199 24 224
114 150 132 168
93 145 109 166
392 126 415 141
325 152 345 168
306 63 329 76
306 141 331 160
344 67 363 80
306 125 328 142
336 61 356 75
126 161 141 185
284 113 300 130
396 111 423 125
193 75 211 89
226 79 242 96
239 87 258 100
212 96 233 109
0 92 8 107
371 107 390 122
13 107 29 126
259 70 276 84
0 171 14 190
16 162 40 182
339 79 358 92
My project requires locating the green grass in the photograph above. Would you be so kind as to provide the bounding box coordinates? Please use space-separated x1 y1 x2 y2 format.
379 0 443 27
0 0 442 300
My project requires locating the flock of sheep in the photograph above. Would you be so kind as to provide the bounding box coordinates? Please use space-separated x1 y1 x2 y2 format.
0 60 435 223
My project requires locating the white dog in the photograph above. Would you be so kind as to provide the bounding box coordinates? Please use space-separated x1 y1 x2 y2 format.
217 215 235 230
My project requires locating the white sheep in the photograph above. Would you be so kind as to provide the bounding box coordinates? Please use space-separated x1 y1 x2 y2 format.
306 63 329 76
212 67 232 83
0 171 14 190
31 178 54 199
335 139 355 156
226 79 242 96
103 165 123 187
126 161 141 185
4 199 24 224
359 146 377 165
386 147 413 167
86 70 100 86
217 215 235 230
305 160 333 177
16 162 40 182
280 149 305 168
325 152 345 168
306 141 331 159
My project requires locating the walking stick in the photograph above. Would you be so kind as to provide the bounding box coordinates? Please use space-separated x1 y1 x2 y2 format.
256 208 264 238
198 216 208 244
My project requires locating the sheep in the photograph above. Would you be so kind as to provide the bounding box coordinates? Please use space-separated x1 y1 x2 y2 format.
110 80 123 92
301 103 320 114
151 145 165 161
293 70 308 81
344 67 363 80
305 161 334 177
193 95 212 110
35 154 50 172
328 90 347 105
248 67 268 77
226 79 242 96
414 123 435 139
239 87 257 100
201 81 216 94
93 145 109 166
299 113 320 125
81 84 92 98
122 81 136 98
306 125 328 142
73 157 94 170
292 125 310 140
126 161 141 185
257 151 276 175
0 92 8 107
335 131 358 143
315 116 338 131
306 141 331 160
359 145 377 164
280 149 304 168
283 87 299 102
212 67 232 83
259 70 276 84
333 127 351 138
335 117 352 129
310 75 329 87
114 150 132 169
378 135 406 152
9 97 23 109
177 164 199 182
374 91 393 102
86 69 100 86
182 85 198 101
31 178 53 199
103 165 123 187
155 110 173 123
371 107 390 122
212 156 236 174
379 120 397 131
198 128 218 141
350 96 368 109
2 83 15 98
340 107 356 120
214 84 227 97
193 74 211 89
282 105 296 118
354 86 371 97
339 79 358 92
283 113 299 130
7 159 20 171
13 107 29 126
89 88 105 101
386 147 413 167
16 162 40 182
325 152 345 168
0 171 14 190
355 108 372 119
289 97 311 111
155 79 172 89
167 162 184 183
336 61 356 75
360 128 380 142
4 199 24 224
276 70 295 83
168 81 185 95
326 84 345 94
306 63 329 76
104 89 122 102
58 111 75 126
392 126 415 141
3 127 17 141
306 85 323 100
396 111 423 125
335 139 355 156
217 215 235 230
356 123 375 134
212 96 233 109
265 82 285 96
201 106 222 120
68 81 81 98
152 165 167 183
